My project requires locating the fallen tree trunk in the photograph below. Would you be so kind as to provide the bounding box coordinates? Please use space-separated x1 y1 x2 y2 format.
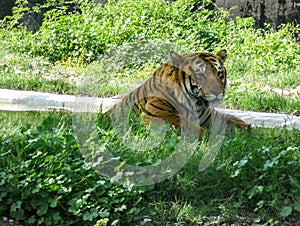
0 89 299 130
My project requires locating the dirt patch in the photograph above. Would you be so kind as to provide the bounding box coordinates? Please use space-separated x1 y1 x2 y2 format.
262 85 300 99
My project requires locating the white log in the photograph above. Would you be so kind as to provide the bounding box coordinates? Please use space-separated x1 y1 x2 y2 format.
0 89 119 113
215 108 300 130
0 89 299 130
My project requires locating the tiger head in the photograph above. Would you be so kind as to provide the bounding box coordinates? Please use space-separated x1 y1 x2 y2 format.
170 50 227 107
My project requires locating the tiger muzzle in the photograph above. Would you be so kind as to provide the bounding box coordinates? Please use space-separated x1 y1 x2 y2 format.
206 94 224 107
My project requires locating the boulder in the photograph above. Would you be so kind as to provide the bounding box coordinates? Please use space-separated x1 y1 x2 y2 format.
215 0 300 28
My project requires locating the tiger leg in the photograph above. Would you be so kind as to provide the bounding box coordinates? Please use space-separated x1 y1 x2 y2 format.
212 110 249 132
226 115 249 131
144 98 205 137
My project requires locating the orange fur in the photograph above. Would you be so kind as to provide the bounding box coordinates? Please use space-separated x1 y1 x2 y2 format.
112 50 248 136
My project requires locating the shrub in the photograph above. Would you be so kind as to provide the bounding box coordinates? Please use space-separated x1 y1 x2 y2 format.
217 129 300 221
1 0 232 63
0 113 143 225
223 18 300 73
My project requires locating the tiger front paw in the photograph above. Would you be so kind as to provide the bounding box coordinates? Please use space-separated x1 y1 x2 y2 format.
234 119 250 132
228 116 249 132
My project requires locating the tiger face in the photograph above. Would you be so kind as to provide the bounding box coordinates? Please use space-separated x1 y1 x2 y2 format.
170 50 227 107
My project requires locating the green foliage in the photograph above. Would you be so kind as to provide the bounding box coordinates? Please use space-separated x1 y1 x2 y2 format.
221 18 300 114
1 0 300 113
0 43 77 94
220 129 300 219
1 0 300 114
225 18 300 74
225 84 300 114
95 111 181 166
1 113 300 224
1 0 230 63
143 128 300 224
0 112 143 225
0 0 300 224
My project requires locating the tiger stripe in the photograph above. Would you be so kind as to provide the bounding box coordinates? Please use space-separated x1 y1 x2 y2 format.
110 50 248 136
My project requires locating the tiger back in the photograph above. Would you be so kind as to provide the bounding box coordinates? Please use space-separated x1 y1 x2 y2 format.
111 50 248 136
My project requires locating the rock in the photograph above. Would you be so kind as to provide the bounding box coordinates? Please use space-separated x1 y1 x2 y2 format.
0 0 15 20
215 0 300 28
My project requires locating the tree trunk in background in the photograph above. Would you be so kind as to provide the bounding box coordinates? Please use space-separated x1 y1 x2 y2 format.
215 0 300 28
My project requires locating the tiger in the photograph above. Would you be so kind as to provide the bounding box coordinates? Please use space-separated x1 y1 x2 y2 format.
109 49 249 137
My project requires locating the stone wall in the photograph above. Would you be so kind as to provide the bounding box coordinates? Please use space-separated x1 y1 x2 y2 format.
215 0 300 28
0 0 15 20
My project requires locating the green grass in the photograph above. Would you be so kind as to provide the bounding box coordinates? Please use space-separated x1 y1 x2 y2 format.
0 42 78 94
0 112 143 225
1 112 299 225
224 57 300 114
1 38 299 115
6 3 300 113
1 0 300 224
0 40 157 97
98 120 300 224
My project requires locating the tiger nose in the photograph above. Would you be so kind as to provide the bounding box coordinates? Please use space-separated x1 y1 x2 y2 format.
208 93 223 101
210 90 224 99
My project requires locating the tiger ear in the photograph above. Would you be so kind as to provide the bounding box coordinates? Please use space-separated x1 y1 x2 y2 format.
170 51 183 67
217 49 227 62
